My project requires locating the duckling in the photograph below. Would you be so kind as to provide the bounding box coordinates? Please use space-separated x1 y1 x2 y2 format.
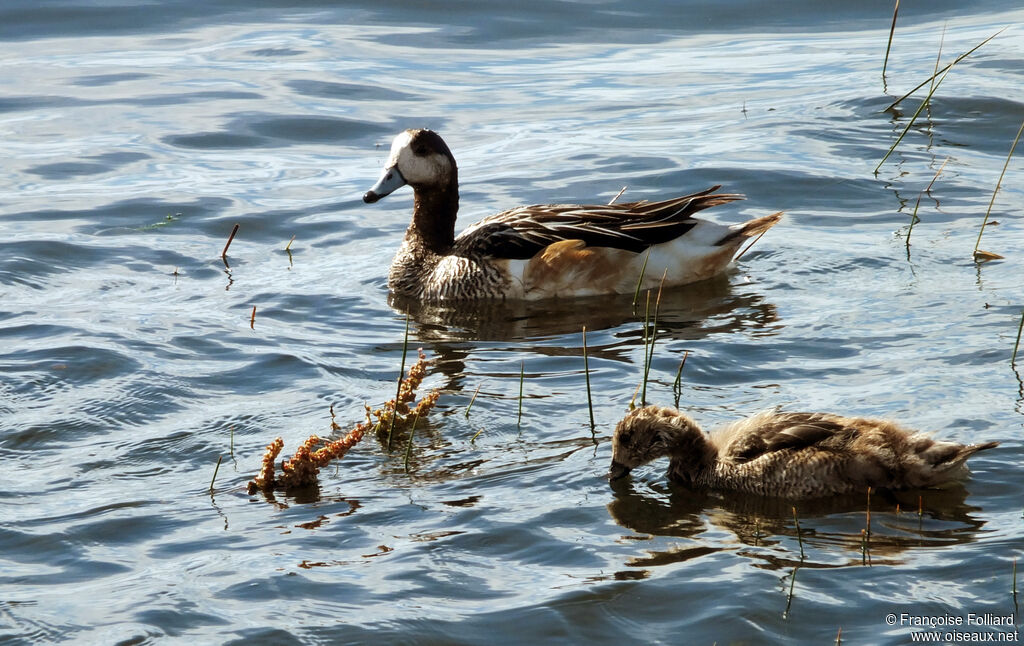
364 129 781 301
609 405 998 498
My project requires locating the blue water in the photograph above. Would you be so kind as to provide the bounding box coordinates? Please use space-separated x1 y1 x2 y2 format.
2 1 1023 644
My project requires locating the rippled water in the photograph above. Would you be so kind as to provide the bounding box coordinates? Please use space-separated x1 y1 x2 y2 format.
2 1 1023 644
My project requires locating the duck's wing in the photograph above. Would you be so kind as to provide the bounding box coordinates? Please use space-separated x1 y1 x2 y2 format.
726 413 850 464
452 185 743 260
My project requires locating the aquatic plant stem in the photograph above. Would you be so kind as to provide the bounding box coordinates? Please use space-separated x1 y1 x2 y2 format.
882 28 1004 112
631 249 651 309
465 383 482 417
517 360 524 427
640 291 651 406
882 0 900 81
1012 311 1024 368
875 53 959 174
583 326 595 429
1013 557 1017 596
974 119 1024 259
403 412 419 473
793 506 805 560
641 272 667 407
906 157 949 257
221 223 239 259
387 312 411 451
210 455 223 493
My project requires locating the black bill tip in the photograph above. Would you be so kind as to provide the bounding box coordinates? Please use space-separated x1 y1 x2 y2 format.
363 191 381 204
608 461 632 481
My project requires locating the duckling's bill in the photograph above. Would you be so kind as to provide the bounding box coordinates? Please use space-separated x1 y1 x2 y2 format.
608 460 631 481
364 166 407 203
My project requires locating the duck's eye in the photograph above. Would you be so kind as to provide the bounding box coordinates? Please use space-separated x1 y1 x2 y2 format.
619 432 632 445
413 146 428 156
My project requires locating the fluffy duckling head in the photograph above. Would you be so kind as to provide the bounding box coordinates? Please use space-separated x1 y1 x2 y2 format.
364 129 457 203
609 405 712 481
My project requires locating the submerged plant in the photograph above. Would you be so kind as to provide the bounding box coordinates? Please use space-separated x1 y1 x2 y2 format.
247 351 440 493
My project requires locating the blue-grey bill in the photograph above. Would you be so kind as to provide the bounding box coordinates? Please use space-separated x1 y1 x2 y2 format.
363 166 407 203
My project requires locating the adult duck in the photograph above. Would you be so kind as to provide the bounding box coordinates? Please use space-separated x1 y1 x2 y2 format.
609 405 998 498
363 129 781 301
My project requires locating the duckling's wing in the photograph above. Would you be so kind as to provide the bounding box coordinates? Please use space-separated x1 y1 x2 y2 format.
453 185 743 260
727 414 848 464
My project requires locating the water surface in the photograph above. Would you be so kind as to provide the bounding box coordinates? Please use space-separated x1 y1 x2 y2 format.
2 1 1023 644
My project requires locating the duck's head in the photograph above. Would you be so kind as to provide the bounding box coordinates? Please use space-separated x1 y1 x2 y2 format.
608 405 705 481
363 129 457 203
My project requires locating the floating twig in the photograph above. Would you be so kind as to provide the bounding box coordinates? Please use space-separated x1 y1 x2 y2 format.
974 119 1024 261
222 223 240 260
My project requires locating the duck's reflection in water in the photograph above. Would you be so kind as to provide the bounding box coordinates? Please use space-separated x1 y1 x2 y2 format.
607 477 988 570
389 273 779 395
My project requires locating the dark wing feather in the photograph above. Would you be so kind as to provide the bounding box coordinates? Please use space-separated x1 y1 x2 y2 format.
452 185 743 260
729 414 849 464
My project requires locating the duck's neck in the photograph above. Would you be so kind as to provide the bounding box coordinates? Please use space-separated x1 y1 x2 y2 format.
407 174 459 254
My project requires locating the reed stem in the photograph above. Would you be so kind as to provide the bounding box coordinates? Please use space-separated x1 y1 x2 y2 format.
632 249 651 309
517 360 524 427
404 412 419 473
882 28 1004 112
465 383 482 418
974 119 1024 259
793 506 805 560
221 223 240 259
641 274 667 407
583 326 595 429
1012 311 1024 368
285 234 296 251
875 55 958 174
882 0 900 81
387 312 411 450
210 455 223 493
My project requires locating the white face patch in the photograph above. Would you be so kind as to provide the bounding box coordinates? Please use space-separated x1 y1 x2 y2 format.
384 130 453 188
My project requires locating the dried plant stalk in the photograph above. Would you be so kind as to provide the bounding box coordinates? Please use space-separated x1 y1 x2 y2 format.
247 352 440 493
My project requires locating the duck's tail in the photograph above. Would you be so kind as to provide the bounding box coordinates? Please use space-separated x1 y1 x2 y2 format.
716 211 783 248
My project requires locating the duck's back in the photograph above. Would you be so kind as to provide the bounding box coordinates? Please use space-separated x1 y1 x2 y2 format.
694 412 995 497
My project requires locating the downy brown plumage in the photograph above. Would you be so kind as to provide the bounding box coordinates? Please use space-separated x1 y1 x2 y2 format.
609 405 998 498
